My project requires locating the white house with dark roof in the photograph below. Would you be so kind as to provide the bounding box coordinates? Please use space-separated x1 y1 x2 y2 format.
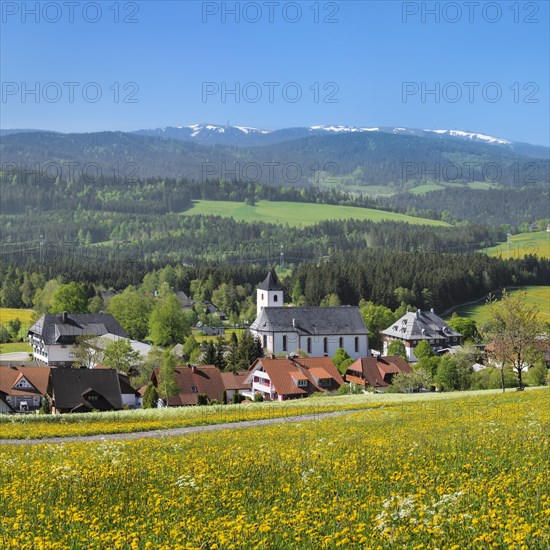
28 312 128 367
250 271 369 358
380 309 462 361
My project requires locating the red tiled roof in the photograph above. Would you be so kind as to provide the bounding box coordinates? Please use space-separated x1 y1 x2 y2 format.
345 356 411 387
249 357 343 397
0 365 51 397
220 372 250 391
152 365 225 406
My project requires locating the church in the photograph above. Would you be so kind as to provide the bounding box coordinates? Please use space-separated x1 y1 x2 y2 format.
249 271 369 359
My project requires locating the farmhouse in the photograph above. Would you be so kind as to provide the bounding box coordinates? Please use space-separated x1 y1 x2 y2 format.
344 356 412 391
0 365 51 412
250 271 369 358
28 312 128 367
380 309 462 361
244 356 343 401
48 367 124 414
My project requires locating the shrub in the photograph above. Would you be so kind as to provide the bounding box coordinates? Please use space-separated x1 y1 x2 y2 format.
197 394 208 406
142 383 159 409
0 325 11 344
253 392 264 402
526 363 548 386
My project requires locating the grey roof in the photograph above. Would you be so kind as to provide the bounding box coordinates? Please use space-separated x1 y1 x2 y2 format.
380 310 462 341
50 368 123 411
28 313 128 345
174 291 195 309
258 271 283 291
250 307 368 335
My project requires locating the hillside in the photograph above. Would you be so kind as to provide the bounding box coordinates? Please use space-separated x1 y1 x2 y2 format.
482 231 550 260
445 286 550 324
2 130 547 190
182 200 448 227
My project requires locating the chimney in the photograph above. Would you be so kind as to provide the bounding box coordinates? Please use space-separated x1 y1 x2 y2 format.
62 312 68 324
415 309 420 319
430 308 435 314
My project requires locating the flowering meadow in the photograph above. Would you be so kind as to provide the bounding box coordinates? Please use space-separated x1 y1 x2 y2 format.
0 389 548 549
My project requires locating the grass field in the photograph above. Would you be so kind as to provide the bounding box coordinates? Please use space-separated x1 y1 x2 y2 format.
446 285 550 324
0 389 547 549
0 308 35 353
193 328 246 343
0 342 32 354
183 200 448 227
483 231 550 260
0 307 34 327
0 387 543 441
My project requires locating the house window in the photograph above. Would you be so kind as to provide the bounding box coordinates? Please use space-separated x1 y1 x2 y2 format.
69 352 75 358
263 335 267 349
273 294 278 303
318 378 330 387
191 386 198 393
282 335 287 352
355 337 359 353
297 379 307 387
88 395 98 402
307 338 312 354
339 337 343 348
323 337 328 354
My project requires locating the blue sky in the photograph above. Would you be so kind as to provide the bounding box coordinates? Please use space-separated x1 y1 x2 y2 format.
1 1 549 145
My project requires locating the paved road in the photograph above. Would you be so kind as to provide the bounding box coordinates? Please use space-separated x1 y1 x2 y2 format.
0 409 362 446
0 352 31 362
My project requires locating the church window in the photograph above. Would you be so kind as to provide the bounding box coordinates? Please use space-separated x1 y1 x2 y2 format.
282 335 287 351
307 338 312 354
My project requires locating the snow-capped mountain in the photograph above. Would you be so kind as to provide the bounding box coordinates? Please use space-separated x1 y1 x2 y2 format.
132 123 540 153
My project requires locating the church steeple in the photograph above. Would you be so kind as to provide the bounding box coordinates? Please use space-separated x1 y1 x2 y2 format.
257 270 283 316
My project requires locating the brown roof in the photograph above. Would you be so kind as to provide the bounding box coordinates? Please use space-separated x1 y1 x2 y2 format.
152 365 226 406
220 372 250 391
0 365 51 397
248 357 343 398
345 356 412 387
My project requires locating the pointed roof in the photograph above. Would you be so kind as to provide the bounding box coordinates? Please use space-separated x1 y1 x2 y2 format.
258 271 283 292
380 310 461 341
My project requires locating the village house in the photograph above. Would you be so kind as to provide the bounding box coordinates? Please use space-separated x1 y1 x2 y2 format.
243 356 343 401
28 312 128 367
0 365 51 412
250 271 369 358
344 356 412 391
380 309 462 362
220 371 250 402
48 367 124 414
151 364 226 406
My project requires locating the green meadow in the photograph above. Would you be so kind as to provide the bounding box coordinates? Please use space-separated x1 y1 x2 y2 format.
483 231 550 260
182 200 448 227
446 286 550 325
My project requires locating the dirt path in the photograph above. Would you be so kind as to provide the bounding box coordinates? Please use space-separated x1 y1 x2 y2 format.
0 409 363 446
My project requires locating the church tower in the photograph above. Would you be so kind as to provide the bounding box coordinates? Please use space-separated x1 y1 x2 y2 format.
256 270 284 316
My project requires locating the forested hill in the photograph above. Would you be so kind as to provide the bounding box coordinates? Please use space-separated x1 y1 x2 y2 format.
2 130 548 188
